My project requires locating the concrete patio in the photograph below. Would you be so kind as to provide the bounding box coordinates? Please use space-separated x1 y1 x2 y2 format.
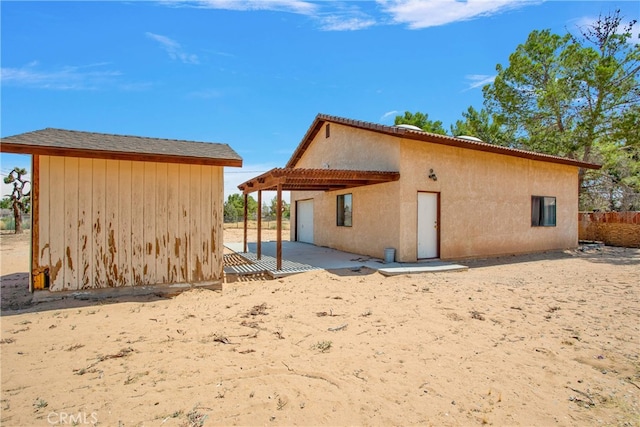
224 241 468 278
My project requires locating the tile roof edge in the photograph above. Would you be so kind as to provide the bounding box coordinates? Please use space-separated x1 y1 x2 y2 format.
287 113 600 170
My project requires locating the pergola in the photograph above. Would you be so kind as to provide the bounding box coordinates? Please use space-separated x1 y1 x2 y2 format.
237 168 400 270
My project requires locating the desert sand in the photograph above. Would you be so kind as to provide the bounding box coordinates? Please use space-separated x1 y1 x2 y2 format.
1 229 639 426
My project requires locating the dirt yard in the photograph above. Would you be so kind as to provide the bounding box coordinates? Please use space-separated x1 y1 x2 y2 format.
1 229 639 426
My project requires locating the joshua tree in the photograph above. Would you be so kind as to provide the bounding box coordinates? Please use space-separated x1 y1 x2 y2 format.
4 167 30 234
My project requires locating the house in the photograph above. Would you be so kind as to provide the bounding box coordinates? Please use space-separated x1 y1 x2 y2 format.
239 114 600 263
0 128 242 292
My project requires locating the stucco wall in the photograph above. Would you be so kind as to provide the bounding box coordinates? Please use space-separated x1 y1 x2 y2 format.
290 123 402 258
296 123 401 171
398 140 579 260
289 124 580 261
292 182 402 259
35 155 224 291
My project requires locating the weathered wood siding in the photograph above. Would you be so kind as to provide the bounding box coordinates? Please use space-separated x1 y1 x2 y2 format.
36 155 223 291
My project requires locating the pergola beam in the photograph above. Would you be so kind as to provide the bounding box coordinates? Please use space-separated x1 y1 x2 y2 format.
238 168 400 194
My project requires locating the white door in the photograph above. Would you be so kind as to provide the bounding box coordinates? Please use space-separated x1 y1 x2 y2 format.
417 192 439 259
296 199 314 244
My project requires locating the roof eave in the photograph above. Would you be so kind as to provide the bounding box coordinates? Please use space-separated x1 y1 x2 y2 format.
286 114 601 171
285 115 324 168
0 142 243 167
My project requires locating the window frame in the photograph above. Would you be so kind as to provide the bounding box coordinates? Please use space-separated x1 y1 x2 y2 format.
531 195 556 227
337 193 353 227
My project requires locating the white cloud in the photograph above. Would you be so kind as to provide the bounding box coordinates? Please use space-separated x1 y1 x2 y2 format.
184 0 318 15
163 0 376 32
202 49 236 58
464 74 495 90
380 110 399 121
160 0 540 31
319 15 376 31
1 62 122 90
377 0 538 29
146 32 199 64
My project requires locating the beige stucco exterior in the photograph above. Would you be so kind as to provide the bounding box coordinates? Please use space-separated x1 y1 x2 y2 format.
290 122 579 261
35 155 224 291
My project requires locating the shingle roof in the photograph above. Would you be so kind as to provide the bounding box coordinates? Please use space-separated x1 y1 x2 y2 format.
286 114 601 170
0 128 243 167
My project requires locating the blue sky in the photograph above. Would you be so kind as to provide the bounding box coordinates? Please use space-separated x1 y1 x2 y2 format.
1 0 638 200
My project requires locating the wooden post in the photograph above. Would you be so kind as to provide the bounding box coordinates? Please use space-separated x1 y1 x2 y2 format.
243 193 248 253
30 155 39 293
276 183 282 271
257 190 262 260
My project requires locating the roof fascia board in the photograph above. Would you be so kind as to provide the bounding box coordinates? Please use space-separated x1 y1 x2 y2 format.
285 117 324 168
0 143 243 167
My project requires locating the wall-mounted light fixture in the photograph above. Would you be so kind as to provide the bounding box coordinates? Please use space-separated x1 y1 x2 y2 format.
428 168 437 181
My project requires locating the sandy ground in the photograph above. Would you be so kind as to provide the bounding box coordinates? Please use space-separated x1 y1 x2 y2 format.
1 229 639 426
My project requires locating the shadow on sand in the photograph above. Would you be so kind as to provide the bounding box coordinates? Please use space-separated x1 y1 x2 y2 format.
0 273 173 317
463 246 639 269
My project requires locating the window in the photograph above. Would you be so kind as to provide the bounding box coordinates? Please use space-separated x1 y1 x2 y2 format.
325 123 330 138
337 194 352 227
531 196 556 227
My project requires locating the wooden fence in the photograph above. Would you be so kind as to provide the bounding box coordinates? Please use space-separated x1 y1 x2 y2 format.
578 212 640 248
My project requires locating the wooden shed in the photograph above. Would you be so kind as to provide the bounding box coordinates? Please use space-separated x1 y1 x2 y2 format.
1 128 242 293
